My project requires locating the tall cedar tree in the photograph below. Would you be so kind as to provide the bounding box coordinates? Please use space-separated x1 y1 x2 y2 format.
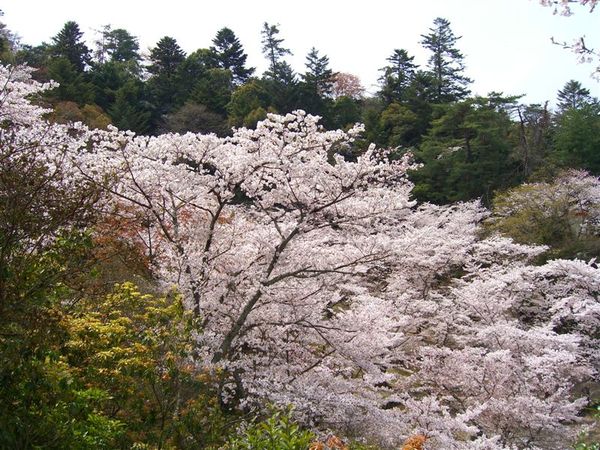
51 21 91 72
378 49 418 104
210 27 254 85
260 23 297 112
420 17 471 103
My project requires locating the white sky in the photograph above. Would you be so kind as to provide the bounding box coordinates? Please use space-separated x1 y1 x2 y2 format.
2 0 599 106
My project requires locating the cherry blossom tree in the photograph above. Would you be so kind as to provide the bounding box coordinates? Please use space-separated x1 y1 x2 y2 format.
330 72 365 99
538 0 600 79
539 0 598 16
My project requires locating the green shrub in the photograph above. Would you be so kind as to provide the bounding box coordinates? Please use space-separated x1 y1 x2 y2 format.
227 407 315 450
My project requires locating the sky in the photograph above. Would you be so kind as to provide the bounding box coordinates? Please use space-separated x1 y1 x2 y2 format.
2 0 599 106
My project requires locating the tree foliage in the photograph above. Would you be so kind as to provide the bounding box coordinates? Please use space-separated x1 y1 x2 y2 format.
261 22 292 75
148 36 186 77
489 170 600 260
410 96 520 204
420 17 471 103
50 21 91 72
303 47 334 97
379 49 418 104
553 102 600 174
557 79 596 113
211 27 254 85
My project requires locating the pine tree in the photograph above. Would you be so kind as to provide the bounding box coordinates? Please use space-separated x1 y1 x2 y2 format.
270 61 296 85
147 36 186 130
106 28 140 63
109 80 150 134
420 17 471 103
46 57 95 104
556 79 595 112
259 23 297 111
51 21 91 72
261 22 292 76
378 49 418 104
148 36 185 77
210 27 254 85
190 68 233 116
410 96 519 204
296 48 334 120
302 47 333 97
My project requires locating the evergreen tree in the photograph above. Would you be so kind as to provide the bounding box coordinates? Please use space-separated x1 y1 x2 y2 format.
269 61 296 85
553 102 600 174
51 21 91 72
378 49 418 104
410 96 519 204
402 70 436 139
258 24 298 112
148 36 185 77
109 79 151 134
175 48 219 104
210 27 254 85
261 63 299 114
261 22 292 76
556 79 595 112
147 36 186 128
302 47 334 97
46 57 95 104
297 47 334 119
371 69 435 149
190 68 233 116
89 60 138 112
102 27 141 64
378 103 421 148
420 17 471 103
